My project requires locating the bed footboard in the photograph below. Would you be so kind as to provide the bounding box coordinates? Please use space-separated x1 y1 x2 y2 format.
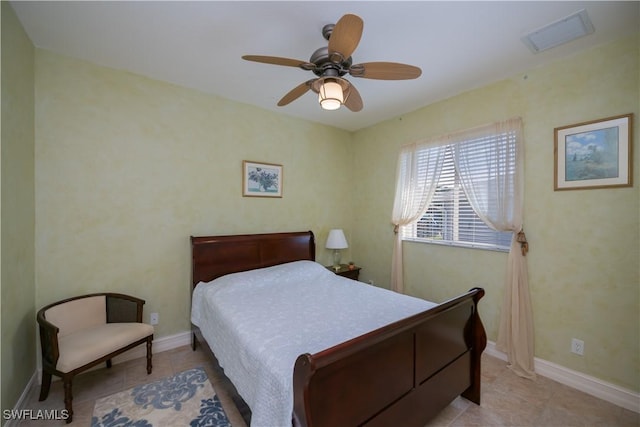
293 288 486 427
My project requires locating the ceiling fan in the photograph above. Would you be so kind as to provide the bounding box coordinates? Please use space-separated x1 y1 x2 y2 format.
242 14 422 112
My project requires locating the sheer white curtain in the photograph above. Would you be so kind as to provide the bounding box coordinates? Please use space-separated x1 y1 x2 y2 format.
452 117 535 379
390 142 445 293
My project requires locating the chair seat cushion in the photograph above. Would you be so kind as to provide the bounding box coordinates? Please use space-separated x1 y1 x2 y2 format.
56 323 154 373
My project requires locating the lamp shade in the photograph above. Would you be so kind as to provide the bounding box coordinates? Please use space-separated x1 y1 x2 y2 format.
326 229 348 249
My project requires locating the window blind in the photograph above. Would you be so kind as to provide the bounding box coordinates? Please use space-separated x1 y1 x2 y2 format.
402 135 514 250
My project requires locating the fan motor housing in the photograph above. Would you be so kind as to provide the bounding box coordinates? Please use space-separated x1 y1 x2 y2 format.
309 46 352 77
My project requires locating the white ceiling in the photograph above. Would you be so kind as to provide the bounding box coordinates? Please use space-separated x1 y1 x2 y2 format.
10 1 640 132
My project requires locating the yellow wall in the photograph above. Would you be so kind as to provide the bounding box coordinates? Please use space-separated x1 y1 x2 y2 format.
34 50 354 339
351 34 639 392
1 1 36 417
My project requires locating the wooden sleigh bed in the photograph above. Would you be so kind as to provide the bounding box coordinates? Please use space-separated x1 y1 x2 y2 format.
190 231 487 427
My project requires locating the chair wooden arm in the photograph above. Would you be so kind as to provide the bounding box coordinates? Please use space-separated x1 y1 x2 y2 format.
37 309 60 369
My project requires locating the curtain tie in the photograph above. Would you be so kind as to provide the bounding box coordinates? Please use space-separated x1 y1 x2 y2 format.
393 224 399 234
517 230 529 256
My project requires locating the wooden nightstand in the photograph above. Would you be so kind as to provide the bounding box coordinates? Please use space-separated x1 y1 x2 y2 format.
327 264 361 281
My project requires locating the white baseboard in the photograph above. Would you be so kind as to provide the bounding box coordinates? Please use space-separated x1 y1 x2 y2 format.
110 330 192 364
4 372 39 427
485 341 640 413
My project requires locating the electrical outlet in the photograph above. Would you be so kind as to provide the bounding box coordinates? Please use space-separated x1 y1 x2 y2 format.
150 312 159 325
571 338 584 356
368 280 374 285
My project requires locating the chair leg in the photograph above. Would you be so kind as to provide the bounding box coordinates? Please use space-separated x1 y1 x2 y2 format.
192 332 197 351
106 359 112 369
146 337 153 374
63 378 73 424
39 371 52 401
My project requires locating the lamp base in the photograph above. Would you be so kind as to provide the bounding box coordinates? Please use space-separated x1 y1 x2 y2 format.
332 249 342 269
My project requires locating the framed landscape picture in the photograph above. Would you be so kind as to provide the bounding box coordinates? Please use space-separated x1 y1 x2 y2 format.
554 114 633 190
242 160 283 197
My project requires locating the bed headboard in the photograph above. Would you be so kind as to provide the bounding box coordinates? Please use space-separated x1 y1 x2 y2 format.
190 231 316 286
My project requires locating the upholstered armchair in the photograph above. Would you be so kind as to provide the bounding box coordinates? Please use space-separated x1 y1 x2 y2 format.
37 293 154 423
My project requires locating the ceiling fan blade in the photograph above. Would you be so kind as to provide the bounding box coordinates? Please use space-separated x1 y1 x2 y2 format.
328 14 363 61
344 84 363 112
242 55 315 70
349 62 422 80
277 80 316 106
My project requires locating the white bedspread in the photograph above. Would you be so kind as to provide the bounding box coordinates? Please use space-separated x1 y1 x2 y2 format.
191 260 436 427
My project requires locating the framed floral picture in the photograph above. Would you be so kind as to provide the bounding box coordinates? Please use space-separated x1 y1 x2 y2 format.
242 161 283 197
554 113 633 190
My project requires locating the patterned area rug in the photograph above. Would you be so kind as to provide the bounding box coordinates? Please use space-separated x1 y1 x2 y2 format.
91 367 230 426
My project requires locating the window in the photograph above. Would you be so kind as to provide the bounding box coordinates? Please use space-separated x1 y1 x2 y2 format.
401 130 516 251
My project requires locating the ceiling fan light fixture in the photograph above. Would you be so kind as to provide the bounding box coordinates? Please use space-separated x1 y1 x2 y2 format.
318 80 344 110
243 14 419 112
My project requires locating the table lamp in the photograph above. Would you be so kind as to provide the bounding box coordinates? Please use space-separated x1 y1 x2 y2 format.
326 229 348 270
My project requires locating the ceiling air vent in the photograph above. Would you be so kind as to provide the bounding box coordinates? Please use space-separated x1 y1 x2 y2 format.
521 9 595 53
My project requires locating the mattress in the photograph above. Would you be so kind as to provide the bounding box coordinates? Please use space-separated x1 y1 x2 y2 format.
191 260 435 427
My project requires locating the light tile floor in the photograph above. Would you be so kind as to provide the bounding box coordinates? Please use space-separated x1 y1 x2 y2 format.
17 345 639 426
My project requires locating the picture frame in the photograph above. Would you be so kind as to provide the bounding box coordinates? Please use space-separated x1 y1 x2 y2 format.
242 160 283 197
554 113 633 190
